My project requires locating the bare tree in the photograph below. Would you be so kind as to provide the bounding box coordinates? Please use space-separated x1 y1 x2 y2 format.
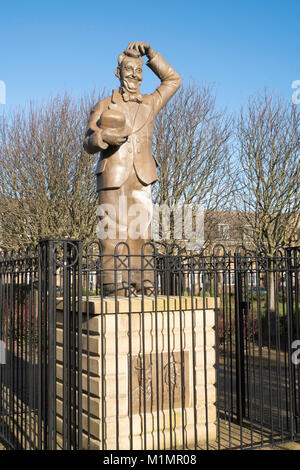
235 91 300 313
235 91 300 254
152 83 233 247
0 92 105 249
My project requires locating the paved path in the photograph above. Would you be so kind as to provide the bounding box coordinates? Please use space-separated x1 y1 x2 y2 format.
260 442 300 450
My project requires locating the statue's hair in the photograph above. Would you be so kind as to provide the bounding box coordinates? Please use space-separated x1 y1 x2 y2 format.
118 48 143 67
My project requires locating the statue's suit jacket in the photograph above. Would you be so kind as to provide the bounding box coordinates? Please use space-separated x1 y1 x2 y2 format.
84 52 181 191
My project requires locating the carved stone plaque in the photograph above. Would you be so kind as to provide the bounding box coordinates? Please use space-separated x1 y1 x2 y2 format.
130 351 190 414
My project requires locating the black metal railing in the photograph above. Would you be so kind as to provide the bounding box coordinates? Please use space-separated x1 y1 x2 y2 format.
0 240 299 450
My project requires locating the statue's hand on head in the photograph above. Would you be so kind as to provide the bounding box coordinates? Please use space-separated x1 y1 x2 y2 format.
126 42 155 60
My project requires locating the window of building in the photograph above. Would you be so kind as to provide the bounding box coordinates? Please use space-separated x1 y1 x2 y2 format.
218 223 229 240
224 272 235 286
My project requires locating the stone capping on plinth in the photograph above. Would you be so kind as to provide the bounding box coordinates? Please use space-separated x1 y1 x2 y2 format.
56 295 220 315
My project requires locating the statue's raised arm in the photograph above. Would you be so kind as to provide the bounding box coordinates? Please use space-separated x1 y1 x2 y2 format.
125 41 181 114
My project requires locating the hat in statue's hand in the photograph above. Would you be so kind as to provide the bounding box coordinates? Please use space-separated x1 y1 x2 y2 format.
98 109 131 136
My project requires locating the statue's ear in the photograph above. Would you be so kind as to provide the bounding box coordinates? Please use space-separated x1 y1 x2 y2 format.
115 67 121 79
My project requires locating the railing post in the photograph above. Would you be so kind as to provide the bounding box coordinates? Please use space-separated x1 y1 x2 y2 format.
286 247 296 438
38 240 56 449
38 239 82 450
234 253 246 422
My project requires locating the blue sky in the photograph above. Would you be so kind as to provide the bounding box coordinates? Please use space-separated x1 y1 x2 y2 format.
0 0 299 114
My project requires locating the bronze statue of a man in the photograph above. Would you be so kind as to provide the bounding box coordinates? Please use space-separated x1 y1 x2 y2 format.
84 41 181 295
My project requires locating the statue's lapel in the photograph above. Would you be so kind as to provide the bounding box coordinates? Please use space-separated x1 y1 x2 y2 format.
132 101 152 134
108 89 124 113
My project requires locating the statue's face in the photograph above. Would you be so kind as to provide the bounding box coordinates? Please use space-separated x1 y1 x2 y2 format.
119 57 143 94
